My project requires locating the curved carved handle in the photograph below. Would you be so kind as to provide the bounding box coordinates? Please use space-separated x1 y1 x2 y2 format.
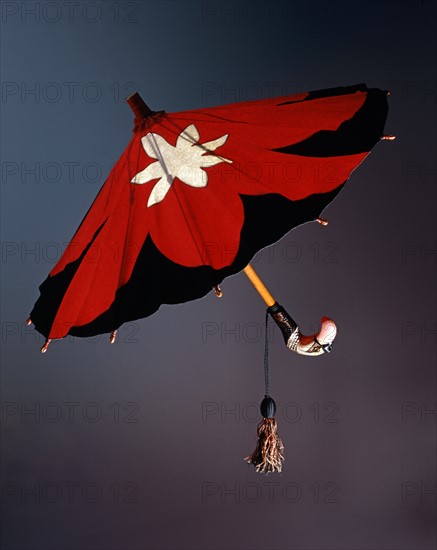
267 303 337 356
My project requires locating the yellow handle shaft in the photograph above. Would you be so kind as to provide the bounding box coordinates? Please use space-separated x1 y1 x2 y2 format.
243 264 276 307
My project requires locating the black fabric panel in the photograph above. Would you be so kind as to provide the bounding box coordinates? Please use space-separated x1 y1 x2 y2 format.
276 83 369 107
273 88 388 157
67 187 344 337
30 187 344 338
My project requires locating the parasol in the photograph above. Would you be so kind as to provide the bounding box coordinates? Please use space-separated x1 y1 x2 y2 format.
28 83 392 472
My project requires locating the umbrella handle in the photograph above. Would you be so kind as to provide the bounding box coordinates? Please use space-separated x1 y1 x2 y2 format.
243 264 337 356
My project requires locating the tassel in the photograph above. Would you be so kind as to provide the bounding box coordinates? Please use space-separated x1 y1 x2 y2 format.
245 396 284 474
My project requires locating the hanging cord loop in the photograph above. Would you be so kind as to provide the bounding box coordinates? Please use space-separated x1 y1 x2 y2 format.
264 309 270 396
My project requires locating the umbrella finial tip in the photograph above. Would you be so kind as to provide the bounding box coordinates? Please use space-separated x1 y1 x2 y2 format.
41 339 51 353
213 285 223 298
316 217 328 226
381 134 396 141
109 330 117 344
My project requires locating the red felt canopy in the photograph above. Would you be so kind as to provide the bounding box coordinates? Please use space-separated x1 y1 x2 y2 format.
30 84 389 341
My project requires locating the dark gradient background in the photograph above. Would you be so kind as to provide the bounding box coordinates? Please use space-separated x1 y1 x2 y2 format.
1 1 436 549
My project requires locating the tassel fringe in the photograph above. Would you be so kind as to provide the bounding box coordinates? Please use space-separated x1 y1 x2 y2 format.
245 417 284 474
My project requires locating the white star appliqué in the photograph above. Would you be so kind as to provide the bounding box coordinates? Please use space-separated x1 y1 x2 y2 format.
131 124 233 207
